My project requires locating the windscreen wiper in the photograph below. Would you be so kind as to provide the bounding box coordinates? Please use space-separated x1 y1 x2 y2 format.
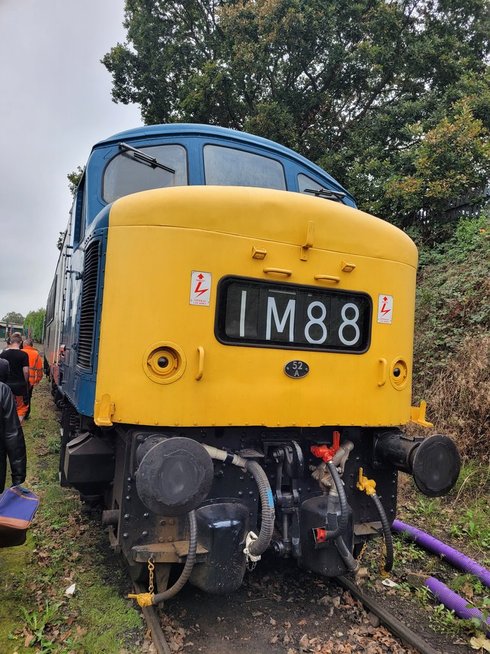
118 142 176 174
303 188 345 202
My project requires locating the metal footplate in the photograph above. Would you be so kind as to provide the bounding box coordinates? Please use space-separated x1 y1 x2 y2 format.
131 542 208 564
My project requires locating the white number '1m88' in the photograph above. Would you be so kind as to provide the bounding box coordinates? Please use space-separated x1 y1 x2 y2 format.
239 292 361 346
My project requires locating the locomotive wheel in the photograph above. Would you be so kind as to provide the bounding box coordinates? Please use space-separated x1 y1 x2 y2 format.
59 403 79 487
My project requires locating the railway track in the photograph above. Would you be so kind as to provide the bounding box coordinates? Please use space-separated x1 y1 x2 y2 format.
135 561 443 654
335 576 440 654
132 582 172 654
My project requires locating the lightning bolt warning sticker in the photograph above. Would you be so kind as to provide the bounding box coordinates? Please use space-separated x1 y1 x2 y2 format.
377 294 393 324
190 271 212 306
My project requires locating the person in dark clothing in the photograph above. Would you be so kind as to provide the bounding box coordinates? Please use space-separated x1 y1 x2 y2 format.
0 358 27 493
0 333 29 422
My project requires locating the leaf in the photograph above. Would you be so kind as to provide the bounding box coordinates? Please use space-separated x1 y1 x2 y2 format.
24 633 34 647
470 635 490 652
64 583 76 597
381 579 399 588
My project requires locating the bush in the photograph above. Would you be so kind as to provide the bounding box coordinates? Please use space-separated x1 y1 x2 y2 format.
413 214 489 396
426 335 489 460
412 213 490 460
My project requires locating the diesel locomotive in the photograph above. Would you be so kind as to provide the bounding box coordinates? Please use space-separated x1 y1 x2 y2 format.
44 124 460 604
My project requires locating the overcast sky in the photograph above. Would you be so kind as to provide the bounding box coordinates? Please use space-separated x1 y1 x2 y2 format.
0 0 141 319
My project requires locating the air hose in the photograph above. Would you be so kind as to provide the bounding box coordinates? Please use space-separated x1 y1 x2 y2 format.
310 436 352 542
202 445 275 561
357 468 393 573
370 492 394 572
335 534 359 572
323 461 357 570
243 459 275 557
324 460 349 540
130 445 275 606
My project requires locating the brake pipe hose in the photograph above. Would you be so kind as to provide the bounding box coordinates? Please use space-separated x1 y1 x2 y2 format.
202 445 275 559
129 444 275 606
310 435 352 541
243 459 275 557
392 520 490 588
325 461 350 540
357 468 394 572
129 510 198 607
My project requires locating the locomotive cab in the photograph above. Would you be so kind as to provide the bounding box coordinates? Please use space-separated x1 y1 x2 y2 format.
44 124 460 602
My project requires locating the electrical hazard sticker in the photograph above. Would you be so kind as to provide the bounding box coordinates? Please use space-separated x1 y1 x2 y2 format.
190 271 211 306
377 294 393 324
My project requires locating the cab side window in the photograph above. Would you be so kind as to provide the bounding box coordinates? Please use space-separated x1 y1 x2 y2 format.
204 145 286 190
298 173 323 194
103 144 188 203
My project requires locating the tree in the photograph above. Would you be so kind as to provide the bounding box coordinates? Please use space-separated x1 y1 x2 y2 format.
24 309 46 343
67 166 84 197
103 0 489 233
384 99 490 229
57 230 66 251
2 312 24 325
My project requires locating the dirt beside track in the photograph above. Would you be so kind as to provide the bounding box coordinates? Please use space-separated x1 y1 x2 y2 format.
158 553 472 654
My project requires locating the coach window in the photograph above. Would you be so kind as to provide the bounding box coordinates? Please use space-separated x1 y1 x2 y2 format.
103 144 187 203
73 173 86 246
45 278 56 326
204 145 286 190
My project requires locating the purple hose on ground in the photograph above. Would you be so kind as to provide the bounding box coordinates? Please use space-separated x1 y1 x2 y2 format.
425 576 490 634
392 519 490 588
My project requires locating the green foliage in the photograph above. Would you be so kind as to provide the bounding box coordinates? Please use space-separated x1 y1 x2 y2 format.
450 574 486 598
452 461 490 498
103 0 489 228
2 310 24 325
67 166 84 197
449 504 490 550
20 601 63 653
385 100 490 232
393 537 426 565
469 598 490 635
57 230 67 251
429 603 462 635
24 308 46 342
413 213 490 394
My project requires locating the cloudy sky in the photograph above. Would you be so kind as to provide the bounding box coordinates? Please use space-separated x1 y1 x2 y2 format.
0 0 141 319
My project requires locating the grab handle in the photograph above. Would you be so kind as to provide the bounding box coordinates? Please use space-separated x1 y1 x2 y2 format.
196 346 205 381
263 267 292 277
314 274 340 284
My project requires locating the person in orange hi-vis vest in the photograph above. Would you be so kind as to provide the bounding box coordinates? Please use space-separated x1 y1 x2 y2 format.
22 338 43 420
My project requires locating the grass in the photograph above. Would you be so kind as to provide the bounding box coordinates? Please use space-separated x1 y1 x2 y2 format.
387 462 490 641
357 460 490 647
0 378 145 654
401 461 490 563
